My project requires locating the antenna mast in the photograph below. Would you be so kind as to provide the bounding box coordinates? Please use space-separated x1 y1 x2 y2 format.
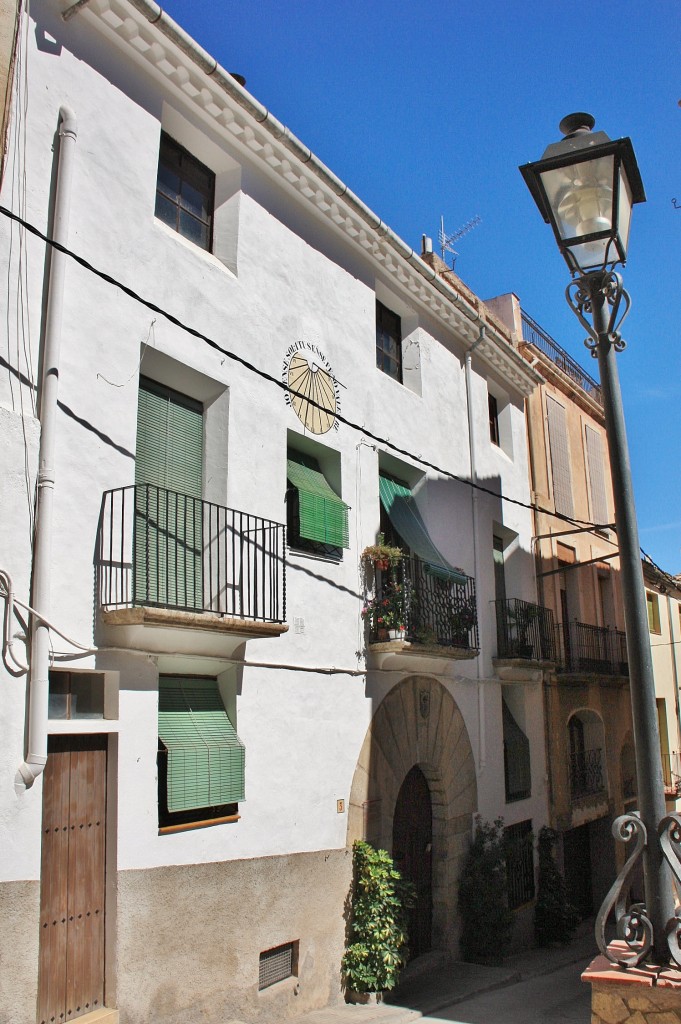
439 214 481 267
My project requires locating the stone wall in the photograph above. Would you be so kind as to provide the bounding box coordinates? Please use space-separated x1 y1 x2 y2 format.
584 953 681 1024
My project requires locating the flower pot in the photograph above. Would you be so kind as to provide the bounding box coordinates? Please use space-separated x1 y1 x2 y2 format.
346 989 383 1005
376 627 389 642
374 558 390 571
388 628 405 641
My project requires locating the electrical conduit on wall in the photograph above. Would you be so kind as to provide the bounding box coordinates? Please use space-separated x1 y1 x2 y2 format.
465 327 486 773
16 106 77 792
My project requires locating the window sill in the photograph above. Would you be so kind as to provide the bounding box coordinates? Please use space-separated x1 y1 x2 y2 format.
153 217 236 278
159 812 240 835
288 546 343 565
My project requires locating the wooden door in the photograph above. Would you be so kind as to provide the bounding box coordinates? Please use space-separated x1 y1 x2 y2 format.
392 765 432 959
38 735 108 1024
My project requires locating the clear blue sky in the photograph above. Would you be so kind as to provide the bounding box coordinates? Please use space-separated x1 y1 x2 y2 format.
161 0 680 571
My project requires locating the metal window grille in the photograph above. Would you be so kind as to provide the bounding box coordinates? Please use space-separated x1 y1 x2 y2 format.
505 820 535 910
259 942 295 990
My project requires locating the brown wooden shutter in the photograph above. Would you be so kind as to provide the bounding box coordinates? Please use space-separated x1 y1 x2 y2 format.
545 395 574 518
585 425 608 526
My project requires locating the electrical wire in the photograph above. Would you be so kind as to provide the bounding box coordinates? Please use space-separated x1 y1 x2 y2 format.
0 202 618 541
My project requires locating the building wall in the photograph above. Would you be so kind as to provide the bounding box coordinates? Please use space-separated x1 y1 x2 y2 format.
0 4 544 1021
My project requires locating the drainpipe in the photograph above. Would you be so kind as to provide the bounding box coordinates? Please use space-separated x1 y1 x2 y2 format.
16 106 77 792
465 325 486 772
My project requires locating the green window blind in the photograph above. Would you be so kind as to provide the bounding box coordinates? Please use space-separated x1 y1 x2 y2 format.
287 450 349 548
378 474 466 584
502 699 531 801
158 677 245 812
135 379 204 608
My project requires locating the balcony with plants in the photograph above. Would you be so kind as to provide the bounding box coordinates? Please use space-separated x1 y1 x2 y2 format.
493 597 557 663
362 545 479 657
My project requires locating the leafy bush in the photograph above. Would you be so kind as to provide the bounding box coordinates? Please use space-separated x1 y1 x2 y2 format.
341 840 415 993
458 816 514 963
534 826 579 946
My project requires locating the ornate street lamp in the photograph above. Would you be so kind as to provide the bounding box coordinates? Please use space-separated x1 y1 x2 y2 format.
520 115 681 967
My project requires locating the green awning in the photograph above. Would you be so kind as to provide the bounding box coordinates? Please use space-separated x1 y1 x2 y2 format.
287 452 349 548
159 677 245 811
378 474 466 584
503 699 531 801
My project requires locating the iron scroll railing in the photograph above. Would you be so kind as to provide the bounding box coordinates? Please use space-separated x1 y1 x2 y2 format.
97 484 286 623
569 747 605 800
369 555 479 650
521 310 603 405
493 598 556 662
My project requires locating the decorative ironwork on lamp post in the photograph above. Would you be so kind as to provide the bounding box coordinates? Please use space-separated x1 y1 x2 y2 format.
519 114 681 966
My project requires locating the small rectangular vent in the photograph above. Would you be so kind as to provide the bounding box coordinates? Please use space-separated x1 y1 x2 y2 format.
259 941 296 990
293 616 305 634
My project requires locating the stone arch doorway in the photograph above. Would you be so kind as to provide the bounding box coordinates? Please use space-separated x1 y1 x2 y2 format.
393 765 432 958
347 675 477 956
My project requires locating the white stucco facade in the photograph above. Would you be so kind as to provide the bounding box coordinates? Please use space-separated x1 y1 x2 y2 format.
0 2 547 1021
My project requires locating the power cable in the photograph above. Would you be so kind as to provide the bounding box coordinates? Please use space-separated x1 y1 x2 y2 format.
0 203 618 542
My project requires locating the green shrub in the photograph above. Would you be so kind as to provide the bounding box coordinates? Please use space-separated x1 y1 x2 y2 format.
458 816 514 963
534 826 579 946
341 840 415 993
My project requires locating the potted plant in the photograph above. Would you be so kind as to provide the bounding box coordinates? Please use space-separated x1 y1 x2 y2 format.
362 582 408 640
508 602 539 659
361 533 403 572
450 597 477 646
342 840 415 1003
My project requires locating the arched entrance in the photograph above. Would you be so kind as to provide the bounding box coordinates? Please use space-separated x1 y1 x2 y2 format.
347 675 477 956
393 765 432 958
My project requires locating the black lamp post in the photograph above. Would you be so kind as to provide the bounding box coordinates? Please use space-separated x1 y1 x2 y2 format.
520 115 677 966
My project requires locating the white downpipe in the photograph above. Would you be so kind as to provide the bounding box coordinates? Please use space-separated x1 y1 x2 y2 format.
465 327 486 772
16 106 77 792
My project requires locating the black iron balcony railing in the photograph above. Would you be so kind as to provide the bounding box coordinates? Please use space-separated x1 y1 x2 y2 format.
96 484 286 623
368 554 479 650
493 598 556 661
521 310 602 406
569 747 605 800
556 620 629 676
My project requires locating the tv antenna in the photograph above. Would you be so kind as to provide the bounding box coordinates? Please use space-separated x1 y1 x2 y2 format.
439 214 481 267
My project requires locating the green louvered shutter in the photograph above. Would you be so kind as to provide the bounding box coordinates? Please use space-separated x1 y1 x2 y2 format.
287 451 349 548
158 677 245 811
134 379 204 608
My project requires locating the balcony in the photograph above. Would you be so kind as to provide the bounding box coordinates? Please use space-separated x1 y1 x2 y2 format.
569 747 605 800
521 310 602 406
366 554 479 659
96 485 287 643
494 598 557 662
556 621 628 677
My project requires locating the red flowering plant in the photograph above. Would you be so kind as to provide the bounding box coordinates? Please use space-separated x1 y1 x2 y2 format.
362 579 409 634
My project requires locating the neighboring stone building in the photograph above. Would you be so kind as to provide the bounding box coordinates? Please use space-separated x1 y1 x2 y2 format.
0 3 546 1023
487 292 636 920
642 558 681 808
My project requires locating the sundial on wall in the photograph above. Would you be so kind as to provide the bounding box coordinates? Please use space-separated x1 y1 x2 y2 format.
283 342 340 434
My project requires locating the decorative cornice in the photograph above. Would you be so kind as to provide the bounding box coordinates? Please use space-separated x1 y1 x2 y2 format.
59 0 540 396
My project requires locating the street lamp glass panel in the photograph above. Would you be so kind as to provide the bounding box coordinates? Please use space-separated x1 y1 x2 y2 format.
539 154 615 242
617 166 633 257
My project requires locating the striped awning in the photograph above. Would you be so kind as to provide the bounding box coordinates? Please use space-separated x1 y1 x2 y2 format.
287 452 349 548
379 475 466 584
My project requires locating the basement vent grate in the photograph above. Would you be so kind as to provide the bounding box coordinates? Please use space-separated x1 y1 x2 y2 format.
259 941 295 990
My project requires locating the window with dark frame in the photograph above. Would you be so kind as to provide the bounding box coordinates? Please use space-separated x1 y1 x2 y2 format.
155 132 215 251
376 300 403 382
505 819 535 910
488 393 500 446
